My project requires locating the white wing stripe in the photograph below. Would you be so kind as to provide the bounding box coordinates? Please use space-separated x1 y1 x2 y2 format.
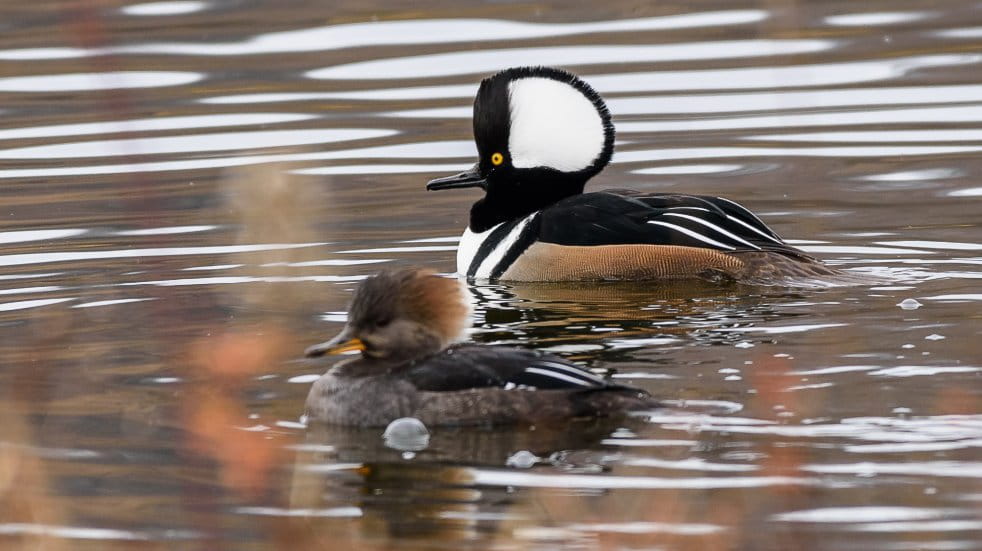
535 361 605 383
663 213 761 250
670 206 711 212
713 196 771 227
724 214 784 244
523 367 594 387
646 220 735 250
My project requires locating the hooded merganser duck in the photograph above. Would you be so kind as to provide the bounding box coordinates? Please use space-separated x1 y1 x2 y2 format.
303 268 657 427
427 66 854 285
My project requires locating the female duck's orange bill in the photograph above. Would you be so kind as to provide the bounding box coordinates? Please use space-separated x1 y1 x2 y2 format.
304 335 365 357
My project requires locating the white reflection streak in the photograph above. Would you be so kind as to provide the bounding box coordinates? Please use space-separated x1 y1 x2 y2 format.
0 140 475 178
862 168 962 181
235 506 362 517
471 471 812 489
309 39 832 80
292 163 468 175
948 186 982 197
0 113 315 141
587 54 981 93
612 146 982 165
121 1 208 16
712 323 847 334
773 506 950 523
825 12 932 26
938 26 982 38
748 129 982 143
0 128 397 159
803 461 982 478
570 522 725 535
797 245 932 255
880 240 982 250
0 524 147 540
610 84 982 115
215 82 982 107
0 229 87 243
7 143 981 179
122 275 366 286
0 286 63 296
0 298 74 311
73 298 157 308
388 90 982 120
116 225 216 236
41 11 768 58
618 104 982 133
201 85 477 104
849 520 982 532
0 243 325 267
622 457 758 472
0 71 202 92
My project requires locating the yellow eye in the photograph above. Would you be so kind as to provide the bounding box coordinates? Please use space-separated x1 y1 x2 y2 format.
490 152 504 166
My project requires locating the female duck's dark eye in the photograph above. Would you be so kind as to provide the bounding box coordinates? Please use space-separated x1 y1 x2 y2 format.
376 318 391 328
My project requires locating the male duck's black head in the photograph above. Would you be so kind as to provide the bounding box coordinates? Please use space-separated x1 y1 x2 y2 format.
305 268 471 363
427 66 615 231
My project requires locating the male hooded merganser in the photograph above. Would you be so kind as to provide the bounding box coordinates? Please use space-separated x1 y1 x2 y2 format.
427 66 854 284
303 268 657 426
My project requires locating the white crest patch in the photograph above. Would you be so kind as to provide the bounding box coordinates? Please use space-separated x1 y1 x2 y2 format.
507 77 604 172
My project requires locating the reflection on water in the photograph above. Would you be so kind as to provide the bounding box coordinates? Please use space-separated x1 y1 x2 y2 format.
0 0 980 549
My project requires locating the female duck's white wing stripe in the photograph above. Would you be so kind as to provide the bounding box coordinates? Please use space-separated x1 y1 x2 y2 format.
534 361 607 384
646 220 736 250
523 367 595 387
662 212 761 250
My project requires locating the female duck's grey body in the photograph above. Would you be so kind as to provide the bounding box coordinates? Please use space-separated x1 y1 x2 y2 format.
303 269 656 427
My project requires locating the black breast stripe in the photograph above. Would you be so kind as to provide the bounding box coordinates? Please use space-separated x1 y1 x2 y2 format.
466 218 523 277
489 214 541 279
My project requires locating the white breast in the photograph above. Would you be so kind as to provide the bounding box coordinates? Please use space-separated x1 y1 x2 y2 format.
456 214 537 278
457 224 500 276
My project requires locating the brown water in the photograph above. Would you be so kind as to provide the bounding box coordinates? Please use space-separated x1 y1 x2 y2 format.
1 0 980 549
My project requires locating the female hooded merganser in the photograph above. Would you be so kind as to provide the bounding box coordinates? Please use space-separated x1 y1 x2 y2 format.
427 66 855 285
303 268 657 426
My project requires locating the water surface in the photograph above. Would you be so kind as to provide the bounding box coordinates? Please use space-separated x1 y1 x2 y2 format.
0 0 980 549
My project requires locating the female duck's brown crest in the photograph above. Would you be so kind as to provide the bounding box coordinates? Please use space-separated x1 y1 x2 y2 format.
349 268 470 344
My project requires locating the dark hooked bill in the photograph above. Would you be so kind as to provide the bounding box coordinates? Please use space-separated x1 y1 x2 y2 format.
426 163 486 191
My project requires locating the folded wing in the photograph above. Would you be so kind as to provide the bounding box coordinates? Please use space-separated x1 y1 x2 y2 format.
407 344 629 392
538 191 811 259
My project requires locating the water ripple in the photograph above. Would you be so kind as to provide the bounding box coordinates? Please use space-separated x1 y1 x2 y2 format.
0 128 396 159
308 40 834 80
0 113 315 141
0 71 203 92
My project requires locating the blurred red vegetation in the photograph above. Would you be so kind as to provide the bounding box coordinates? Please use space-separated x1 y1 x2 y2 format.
183 329 294 500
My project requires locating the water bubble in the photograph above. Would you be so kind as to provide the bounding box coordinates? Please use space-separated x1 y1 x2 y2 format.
897 298 922 310
506 450 540 469
924 334 946 341
382 417 430 451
